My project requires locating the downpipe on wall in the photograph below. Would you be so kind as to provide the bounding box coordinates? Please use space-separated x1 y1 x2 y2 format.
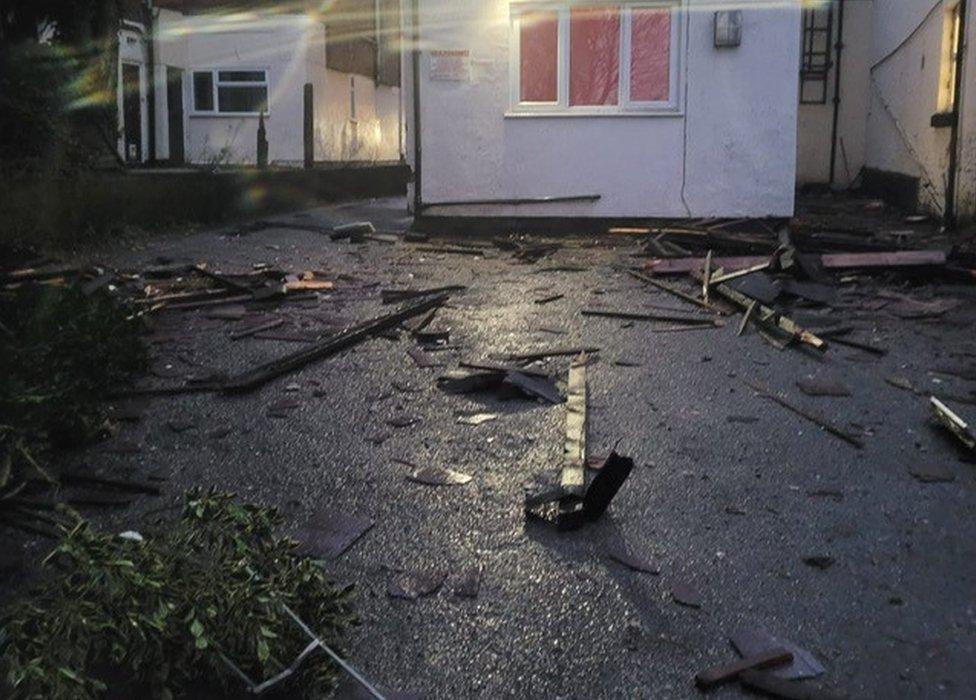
828 0 845 187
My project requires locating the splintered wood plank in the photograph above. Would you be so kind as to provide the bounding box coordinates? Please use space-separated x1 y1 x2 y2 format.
561 354 588 497
691 270 826 351
821 250 947 268
626 269 726 314
646 255 770 275
931 397 976 450
646 250 946 276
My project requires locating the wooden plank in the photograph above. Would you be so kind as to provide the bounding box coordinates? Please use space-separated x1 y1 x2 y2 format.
710 262 772 285
193 263 254 294
626 269 727 314
701 250 713 303
646 250 946 276
821 250 947 268
645 255 770 275
508 347 600 362
691 270 826 351
222 294 451 393
743 379 863 449
930 397 976 450
582 309 722 326
230 317 284 340
0 265 80 284
737 300 757 336
561 354 588 497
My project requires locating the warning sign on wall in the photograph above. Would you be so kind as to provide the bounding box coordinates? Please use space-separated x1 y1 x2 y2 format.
429 50 471 81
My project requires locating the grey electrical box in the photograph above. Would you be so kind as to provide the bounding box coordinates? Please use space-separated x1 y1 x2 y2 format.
714 10 742 48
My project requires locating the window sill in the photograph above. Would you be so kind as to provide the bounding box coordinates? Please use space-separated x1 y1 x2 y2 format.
505 109 683 119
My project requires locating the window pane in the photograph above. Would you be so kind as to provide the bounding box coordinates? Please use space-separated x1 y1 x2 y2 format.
217 86 268 113
630 8 670 102
193 72 214 111
570 5 620 106
218 70 266 82
520 10 558 102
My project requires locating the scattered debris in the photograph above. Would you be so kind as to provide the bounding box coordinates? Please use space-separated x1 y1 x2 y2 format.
230 316 284 340
608 550 660 575
381 285 466 304
503 371 564 404
801 555 836 570
407 346 442 368
457 413 498 426
626 269 726 314
387 570 446 600
534 294 564 305
743 379 863 449
525 452 634 531
582 309 722 327
223 293 450 393
561 354 588 497
672 581 702 609
695 648 793 690
647 250 947 275
454 566 482 598
693 270 826 351
267 397 301 418
796 378 851 398
930 397 976 450
295 512 374 559
731 628 825 680
507 347 600 362
406 466 472 486
908 463 955 484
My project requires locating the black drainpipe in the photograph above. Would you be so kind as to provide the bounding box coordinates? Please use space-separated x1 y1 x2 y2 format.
411 0 423 213
828 0 845 186
945 0 968 228
143 1 157 163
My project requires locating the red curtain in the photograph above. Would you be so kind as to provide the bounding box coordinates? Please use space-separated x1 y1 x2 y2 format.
520 10 559 102
630 8 670 102
570 5 620 106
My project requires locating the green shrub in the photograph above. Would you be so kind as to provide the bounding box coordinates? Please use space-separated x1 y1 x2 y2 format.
1 490 358 699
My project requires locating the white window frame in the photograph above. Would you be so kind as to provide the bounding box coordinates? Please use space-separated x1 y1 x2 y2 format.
508 0 683 117
190 68 270 117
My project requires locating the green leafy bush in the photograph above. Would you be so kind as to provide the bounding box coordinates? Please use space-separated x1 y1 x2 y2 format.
1 490 358 699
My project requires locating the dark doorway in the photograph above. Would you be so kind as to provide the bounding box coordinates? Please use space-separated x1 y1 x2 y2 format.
166 67 185 165
122 62 142 163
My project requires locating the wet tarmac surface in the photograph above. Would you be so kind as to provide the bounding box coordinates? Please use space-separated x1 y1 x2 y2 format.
47 198 976 698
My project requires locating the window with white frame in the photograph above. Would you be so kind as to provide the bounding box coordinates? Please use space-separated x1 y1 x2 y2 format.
511 1 681 114
192 69 269 115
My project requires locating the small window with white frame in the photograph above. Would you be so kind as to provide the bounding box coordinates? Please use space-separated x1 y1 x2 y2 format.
191 69 269 115
510 1 682 115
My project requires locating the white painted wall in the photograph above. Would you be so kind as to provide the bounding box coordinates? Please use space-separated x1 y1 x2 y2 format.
407 0 801 219
796 0 873 187
863 0 975 219
153 10 403 165
866 0 951 213
316 69 402 161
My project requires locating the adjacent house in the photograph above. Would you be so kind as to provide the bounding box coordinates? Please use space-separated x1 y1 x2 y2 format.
404 1 803 220
796 0 973 223
116 0 403 167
